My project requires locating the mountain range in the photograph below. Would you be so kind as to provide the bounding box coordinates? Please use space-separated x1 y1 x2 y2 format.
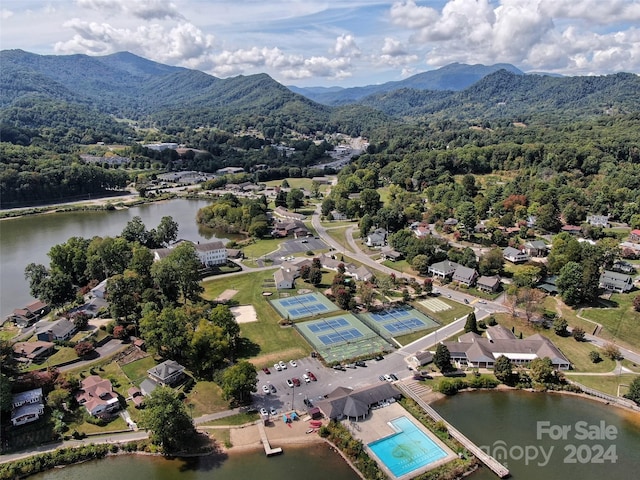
1 49 639 140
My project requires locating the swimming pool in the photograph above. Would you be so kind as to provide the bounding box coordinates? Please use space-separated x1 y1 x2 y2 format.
368 416 448 477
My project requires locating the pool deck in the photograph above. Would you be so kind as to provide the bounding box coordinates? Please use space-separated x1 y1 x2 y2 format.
344 402 458 480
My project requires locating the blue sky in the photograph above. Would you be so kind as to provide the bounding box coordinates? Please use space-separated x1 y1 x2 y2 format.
1 0 639 86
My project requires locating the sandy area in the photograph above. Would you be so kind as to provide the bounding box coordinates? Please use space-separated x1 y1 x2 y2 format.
203 415 327 453
230 305 258 324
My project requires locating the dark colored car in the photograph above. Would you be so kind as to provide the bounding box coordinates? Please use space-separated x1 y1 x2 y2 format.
378 375 385 382
308 371 317 381
374 355 384 361
263 367 271 374
304 398 313 407
270 384 277 393
389 373 398 381
292 377 301 387
332 365 345 371
355 360 366 367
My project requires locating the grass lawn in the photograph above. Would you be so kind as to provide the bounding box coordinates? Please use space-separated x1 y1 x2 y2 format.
240 237 284 259
566 374 638 397
325 226 351 251
0 323 19 340
580 293 640 350
264 178 332 194
185 381 230 417
70 414 129 435
206 428 232 448
29 346 78 370
120 356 157 386
394 327 438 346
202 270 311 365
320 219 357 228
492 313 617 373
381 259 418 276
622 359 640 372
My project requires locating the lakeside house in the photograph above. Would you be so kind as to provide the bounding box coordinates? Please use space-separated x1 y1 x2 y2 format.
12 341 55 363
152 240 227 267
76 375 120 417
11 388 44 426
8 300 50 328
36 318 77 342
147 359 186 387
440 325 571 370
316 383 401 421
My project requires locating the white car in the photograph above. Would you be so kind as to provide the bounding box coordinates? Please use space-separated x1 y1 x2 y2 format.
274 363 282 371
286 378 294 388
262 385 270 394
289 359 297 367
384 374 393 382
279 361 287 370
270 406 278 416
302 373 311 383
260 408 268 416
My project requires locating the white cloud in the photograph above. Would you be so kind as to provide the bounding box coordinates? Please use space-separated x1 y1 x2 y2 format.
377 37 418 67
333 34 360 57
76 0 184 20
1 9 14 20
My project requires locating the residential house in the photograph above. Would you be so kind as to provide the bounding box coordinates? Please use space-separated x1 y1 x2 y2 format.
90 279 108 299
413 224 431 238
11 388 44 426
537 275 559 295
599 271 634 293
76 375 120 416
526 215 537 228
216 166 245 175
428 261 459 279
8 300 50 328
366 228 387 247
440 325 571 370
620 241 640 256
273 206 306 221
452 266 478 287
611 261 635 274
503 247 529 263
561 225 582 235
36 319 77 342
630 229 640 243
330 210 348 221
13 341 55 363
348 265 374 282
444 218 458 226
586 215 610 228
226 248 243 260
316 383 401 421
380 247 403 262
524 240 548 258
148 360 186 387
476 276 501 293
128 387 144 408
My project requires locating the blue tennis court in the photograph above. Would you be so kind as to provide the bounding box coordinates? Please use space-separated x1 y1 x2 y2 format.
318 328 363 345
270 292 339 320
308 317 349 333
359 305 439 338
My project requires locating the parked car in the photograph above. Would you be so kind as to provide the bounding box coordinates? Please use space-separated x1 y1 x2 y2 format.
270 407 278 416
263 367 271 374
308 371 317 381
289 359 297 367
304 398 313 407
292 377 301 387
384 374 393 382
274 363 282 371
389 373 398 381
302 373 311 383
332 365 345 371
279 360 287 370
260 408 268 416
464 298 469 304
345 363 356 369
355 360 366 367
269 384 277 393
262 385 270 394
379 375 386 382
286 378 294 388
374 355 384 361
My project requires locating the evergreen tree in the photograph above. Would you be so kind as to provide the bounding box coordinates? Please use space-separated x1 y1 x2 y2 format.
434 343 453 373
464 312 479 334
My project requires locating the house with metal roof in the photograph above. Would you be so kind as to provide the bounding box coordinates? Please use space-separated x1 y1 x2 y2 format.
476 275 501 293
36 318 77 342
428 260 459 279
524 240 548 257
148 360 186 387
452 266 478 287
503 246 529 263
11 388 44 426
599 270 634 293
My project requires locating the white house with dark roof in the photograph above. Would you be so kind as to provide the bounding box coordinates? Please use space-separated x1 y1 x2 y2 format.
11 388 44 426
524 240 548 257
599 271 633 293
428 261 459 279
148 360 186 387
194 241 227 266
586 215 610 228
503 246 529 263
452 266 478 287
440 325 571 370
366 228 387 247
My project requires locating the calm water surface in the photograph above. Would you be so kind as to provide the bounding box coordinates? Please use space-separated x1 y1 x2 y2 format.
28 444 360 480
0 199 230 318
433 390 640 480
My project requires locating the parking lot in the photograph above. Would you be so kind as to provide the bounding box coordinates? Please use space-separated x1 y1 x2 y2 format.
271 237 327 258
251 351 413 416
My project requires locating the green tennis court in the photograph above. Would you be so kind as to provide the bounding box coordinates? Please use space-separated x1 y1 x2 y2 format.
358 305 439 339
270 292 339 320
295 313 394 364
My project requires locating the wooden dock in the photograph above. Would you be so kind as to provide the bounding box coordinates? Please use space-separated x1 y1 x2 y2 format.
397 381 510 478
257 420 283 456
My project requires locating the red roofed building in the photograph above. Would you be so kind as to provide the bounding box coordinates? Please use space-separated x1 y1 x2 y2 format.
76 375 120 416
630 229 640 243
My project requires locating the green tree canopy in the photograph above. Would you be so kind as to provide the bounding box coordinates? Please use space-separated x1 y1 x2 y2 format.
434 343 453 373
220 361 258 406
140 387 196 452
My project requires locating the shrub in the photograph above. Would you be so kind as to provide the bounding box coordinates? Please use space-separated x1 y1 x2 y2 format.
589 351 602 363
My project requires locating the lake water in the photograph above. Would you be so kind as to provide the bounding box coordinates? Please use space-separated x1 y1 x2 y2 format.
27 443 360 480
432 390 640 480
0 199 229 318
